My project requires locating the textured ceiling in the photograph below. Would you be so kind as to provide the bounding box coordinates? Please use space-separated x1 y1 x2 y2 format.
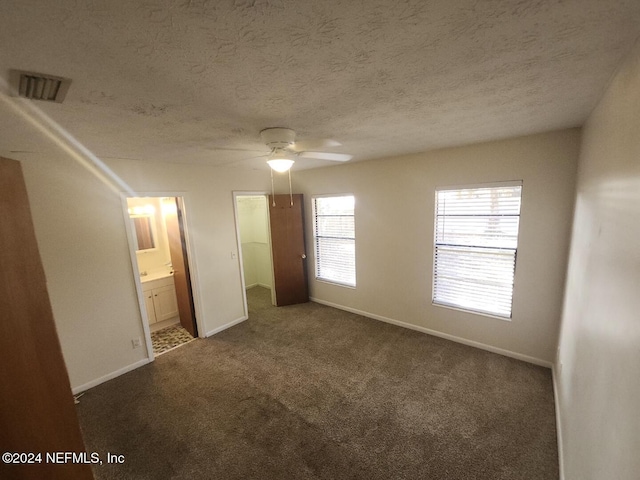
0 0 639 171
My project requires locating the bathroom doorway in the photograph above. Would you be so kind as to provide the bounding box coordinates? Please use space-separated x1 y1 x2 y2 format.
125 196 198 356
234 193 275 315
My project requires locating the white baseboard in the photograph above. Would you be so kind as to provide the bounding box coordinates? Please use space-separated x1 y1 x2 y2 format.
71 358 150 395
552 365 565 480
205 315 247 337
245 282 258 289
309 297 553 368
246 283 271 290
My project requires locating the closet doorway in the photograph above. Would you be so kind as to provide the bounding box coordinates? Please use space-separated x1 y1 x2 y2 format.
234 194 275 313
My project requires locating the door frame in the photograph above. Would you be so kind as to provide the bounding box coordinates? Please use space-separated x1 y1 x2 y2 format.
121 192 204 361
232 191 276 316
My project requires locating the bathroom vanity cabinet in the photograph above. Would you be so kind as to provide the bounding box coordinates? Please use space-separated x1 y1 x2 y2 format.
142 276 179 324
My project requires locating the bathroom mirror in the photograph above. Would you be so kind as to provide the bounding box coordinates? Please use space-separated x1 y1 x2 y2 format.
131 215 156 251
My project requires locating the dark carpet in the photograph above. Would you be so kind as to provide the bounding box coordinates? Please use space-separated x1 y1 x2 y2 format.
76 287 558 479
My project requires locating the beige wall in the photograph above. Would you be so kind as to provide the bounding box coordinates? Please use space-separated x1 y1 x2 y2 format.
556 43 640 479
294 129 580 364
20 155 270 391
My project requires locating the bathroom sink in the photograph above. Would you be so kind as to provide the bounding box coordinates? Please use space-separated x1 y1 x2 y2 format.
140 271 174 283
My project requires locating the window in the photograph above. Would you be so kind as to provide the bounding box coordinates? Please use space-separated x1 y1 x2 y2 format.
313 195 356 287
433 183 522 318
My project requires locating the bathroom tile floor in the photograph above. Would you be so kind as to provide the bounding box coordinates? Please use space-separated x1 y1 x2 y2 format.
151 324 195 355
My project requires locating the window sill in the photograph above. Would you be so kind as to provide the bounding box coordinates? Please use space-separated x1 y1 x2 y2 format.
315 278 356 289
432 301 512 322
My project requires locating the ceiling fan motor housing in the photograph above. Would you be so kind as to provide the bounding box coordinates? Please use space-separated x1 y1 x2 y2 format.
260 127 296 149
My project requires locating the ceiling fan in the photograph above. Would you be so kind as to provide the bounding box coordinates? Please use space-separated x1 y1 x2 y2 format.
259 127 352 172
251 127 352 206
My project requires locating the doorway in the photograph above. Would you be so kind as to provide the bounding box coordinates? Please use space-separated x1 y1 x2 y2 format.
234 192 310 314
234 194 275 314
125 196 198 356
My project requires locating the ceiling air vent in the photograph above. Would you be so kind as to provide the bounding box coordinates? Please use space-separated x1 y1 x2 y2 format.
9 70 71 103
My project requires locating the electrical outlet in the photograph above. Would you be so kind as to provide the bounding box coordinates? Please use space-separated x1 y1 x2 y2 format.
132 338 142 349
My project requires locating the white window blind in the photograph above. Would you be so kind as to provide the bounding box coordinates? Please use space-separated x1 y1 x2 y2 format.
313 195 356 287
433 183 522 318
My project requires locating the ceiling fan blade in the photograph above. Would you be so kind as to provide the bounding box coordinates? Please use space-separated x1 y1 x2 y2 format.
290 138 341 152
216 153 270 167
298 151 353 162
206 146 266 152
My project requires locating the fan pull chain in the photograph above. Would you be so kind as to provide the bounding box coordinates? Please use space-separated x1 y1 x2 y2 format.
288 169 293 206
270 168 276 206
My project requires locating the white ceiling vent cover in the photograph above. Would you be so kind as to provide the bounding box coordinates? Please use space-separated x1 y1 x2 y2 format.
9 70 71 103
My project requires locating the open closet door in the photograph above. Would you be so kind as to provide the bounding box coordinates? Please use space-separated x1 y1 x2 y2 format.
268 194 309 306
0 157 93 480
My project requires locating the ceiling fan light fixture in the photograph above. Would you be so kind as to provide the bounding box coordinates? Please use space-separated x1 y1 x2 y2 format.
267 149 295 172
267 158 295 172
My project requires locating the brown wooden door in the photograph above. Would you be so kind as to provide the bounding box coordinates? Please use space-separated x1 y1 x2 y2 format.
164 197 197 337
0 157 93 480
268 194 309 306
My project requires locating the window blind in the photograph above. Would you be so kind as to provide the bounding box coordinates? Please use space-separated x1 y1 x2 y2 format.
313 195 356 287
433 184 522 318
